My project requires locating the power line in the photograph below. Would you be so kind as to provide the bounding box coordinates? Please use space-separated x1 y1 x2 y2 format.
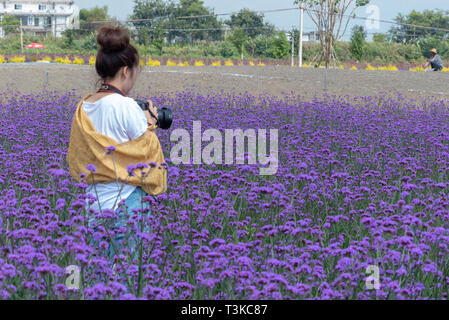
302 6 449 35
83 7 301 25
1 5 449 37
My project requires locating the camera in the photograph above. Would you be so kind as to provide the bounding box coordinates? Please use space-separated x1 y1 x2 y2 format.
135 99 173 130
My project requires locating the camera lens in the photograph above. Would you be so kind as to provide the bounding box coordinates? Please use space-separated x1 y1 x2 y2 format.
157 107 173 130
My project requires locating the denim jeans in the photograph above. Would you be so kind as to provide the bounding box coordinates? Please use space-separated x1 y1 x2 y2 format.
90 186 152 261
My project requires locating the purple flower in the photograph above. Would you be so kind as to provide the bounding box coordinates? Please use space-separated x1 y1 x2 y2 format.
106 145 116 155
136 163 149 170
148 161 157 168
86 164 96 172
127 164 137 176
160 162 168 169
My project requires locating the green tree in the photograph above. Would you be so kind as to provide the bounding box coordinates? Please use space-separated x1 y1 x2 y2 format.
79 6 112 33
220 41 238 58
389 9 449 44
152 23 166 55
254 35 271 57
79 32 99 51
349 25 367 61
417 37 449 59
228 28 248 60
0 15 20 36
373 33 387 43
268 32 290 59
294 0 370 68
131 0 174 45
61 29 75 48
169 0 223 42
225 8 275 38
132 0 223 44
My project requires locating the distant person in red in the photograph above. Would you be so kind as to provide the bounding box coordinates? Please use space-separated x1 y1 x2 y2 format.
424 48 443 71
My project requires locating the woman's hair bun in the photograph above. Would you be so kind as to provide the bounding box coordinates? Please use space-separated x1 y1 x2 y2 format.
97 25 130 53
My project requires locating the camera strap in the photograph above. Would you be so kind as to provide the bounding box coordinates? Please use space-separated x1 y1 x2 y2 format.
97 83 127 97
98 83 159 125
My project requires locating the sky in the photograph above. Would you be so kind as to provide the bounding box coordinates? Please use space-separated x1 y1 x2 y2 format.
74 0 449 40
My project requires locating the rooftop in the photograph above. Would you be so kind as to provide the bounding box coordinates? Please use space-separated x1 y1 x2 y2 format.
3 0 74 3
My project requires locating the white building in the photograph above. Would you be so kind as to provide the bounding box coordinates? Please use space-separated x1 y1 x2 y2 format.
303 31 320 42
0 0 79 37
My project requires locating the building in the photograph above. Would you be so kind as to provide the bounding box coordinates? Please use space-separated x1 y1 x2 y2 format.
303 31 320 42
0 0 79 37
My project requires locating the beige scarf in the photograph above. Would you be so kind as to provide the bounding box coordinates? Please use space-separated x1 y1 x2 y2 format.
66 94 167 195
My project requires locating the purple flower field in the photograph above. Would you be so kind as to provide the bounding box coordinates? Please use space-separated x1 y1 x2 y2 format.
1 89 449 300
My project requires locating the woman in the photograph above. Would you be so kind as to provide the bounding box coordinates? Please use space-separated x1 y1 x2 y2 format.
67 25 167 260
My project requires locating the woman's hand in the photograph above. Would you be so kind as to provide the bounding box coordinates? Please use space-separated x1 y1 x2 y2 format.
144 99 158 127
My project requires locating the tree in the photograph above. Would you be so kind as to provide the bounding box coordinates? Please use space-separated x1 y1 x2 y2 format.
373 33 387 43
131 0 223 44
170 0 223 42
294 0 370 68
152 23 166 55
220 41 238 58
0 15 20 36
79 6 112 33
228 28 248 60
389 9 449 44
131 0 174 45
268 32 290 59
416 37 449 59
225 8 275 38
62 29 75 48
349 25 366 61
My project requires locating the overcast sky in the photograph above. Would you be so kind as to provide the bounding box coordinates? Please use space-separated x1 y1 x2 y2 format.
74 0 449 40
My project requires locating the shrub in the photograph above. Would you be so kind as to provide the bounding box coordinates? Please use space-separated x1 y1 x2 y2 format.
73 56 84 65
79 33 98 52
9 55 25 63
349 25 367 61
166 59 177 66
54 56 72 64
88 56 96 65
267 33 289 59
147 58 161 67
410 66 425 72
220 41 238 58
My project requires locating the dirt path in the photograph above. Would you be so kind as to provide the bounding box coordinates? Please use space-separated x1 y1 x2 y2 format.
0 63 448 100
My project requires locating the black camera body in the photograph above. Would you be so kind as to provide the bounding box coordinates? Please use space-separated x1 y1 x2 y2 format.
135 99 173 130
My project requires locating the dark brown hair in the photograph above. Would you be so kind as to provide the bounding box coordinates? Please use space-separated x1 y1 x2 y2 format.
95 25 139 81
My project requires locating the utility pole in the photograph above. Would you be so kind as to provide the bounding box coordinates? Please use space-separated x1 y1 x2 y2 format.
291 29 294 67
20 19 23 53
298 3 304 67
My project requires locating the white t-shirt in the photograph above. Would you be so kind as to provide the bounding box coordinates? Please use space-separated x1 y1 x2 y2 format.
81 93 148 219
